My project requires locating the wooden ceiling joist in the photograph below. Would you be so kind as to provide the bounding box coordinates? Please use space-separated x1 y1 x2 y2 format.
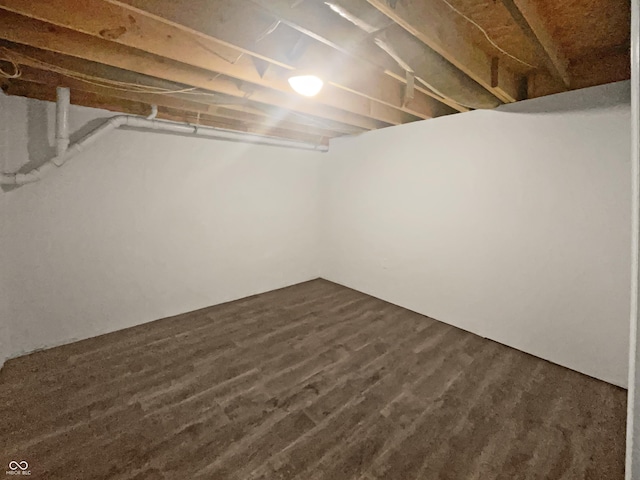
13 66 351 140
500 0 571 89
0 41 367 137
2 80 330 146
0 11 390 131
110 0 457 117
526 45 630 99
248 0 503 111
2 79 148 116
249 0 396 69
378 25 503 109
14 66 212 115
364 0 525 103
0 0 629 142
568 47 631 91
109 0 470 113
0 0 442 124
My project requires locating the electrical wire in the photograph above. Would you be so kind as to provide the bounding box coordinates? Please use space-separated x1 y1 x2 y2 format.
437 0 537 69
193 39 245 65
0 47 339 131
415 76 479 110
255 20 281 43
0 53 21 79
319 2 495 110
57 76 202 95
0 47 225 98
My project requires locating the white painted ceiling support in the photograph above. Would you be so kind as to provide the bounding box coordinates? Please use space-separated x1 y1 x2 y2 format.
55 87 70 157
627 0 640 478
0 97 328 187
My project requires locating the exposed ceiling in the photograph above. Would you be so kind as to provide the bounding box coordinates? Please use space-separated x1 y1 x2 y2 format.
0 0 630 146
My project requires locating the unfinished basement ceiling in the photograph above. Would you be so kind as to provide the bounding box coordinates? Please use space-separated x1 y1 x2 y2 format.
0 0 630 145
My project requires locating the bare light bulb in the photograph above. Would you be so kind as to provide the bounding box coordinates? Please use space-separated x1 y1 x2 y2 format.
288 75 324 97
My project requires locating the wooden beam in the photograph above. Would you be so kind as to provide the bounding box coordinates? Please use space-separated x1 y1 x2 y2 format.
0 11 388 131
0 0 423 125
500 0 571 88
379 25 502 109
526 70 565 99
0 42 366 136
107 0 468 116
364 0 525 103
14 66 214 114
3 80 330 145
4 80 146 116
252 0 395 68
569 47 631 90
526 47 630 98
108 0 456 118
13 66 350 139
246 0 493 112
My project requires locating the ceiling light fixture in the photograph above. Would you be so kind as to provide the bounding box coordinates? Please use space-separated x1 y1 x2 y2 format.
288 75 324 97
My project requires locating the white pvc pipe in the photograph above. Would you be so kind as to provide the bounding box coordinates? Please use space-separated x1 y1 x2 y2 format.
55 87 70 157
0 112 328 186
146 104 158 120
124 116 329 151
627 0 640 477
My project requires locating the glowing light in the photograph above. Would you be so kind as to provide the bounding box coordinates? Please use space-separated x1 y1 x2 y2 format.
288 75 324 97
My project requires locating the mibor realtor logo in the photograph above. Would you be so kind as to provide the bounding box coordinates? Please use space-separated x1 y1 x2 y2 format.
5 461 30 476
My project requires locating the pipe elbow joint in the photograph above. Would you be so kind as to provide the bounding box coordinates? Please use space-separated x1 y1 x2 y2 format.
146 105 158 120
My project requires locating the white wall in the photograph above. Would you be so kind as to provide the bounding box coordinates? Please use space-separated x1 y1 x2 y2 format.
321 81 631 387
0 192 9 367
0 97 12 367
0 94 322 362
1 83 632 388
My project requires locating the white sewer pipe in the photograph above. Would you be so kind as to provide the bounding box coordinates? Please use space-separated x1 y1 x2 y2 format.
55 87 70 157
1 102 328 186
146 104 158 120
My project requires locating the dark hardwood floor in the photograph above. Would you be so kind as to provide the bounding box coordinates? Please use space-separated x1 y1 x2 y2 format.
0 279 626 479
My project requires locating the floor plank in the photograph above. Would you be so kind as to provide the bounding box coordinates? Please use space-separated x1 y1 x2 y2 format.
0 279 626 479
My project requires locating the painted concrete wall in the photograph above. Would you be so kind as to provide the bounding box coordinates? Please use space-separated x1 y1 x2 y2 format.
0 97 12 367
0 94 322 361
1 83 632 388
0 193 9 368
321 81 631 387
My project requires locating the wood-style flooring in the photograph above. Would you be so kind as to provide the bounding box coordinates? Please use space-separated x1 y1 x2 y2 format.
0 279 626 479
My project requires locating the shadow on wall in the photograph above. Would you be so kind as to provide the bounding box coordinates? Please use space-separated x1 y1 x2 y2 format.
2 98 109 192
496 81 631 115
24 99 55 173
